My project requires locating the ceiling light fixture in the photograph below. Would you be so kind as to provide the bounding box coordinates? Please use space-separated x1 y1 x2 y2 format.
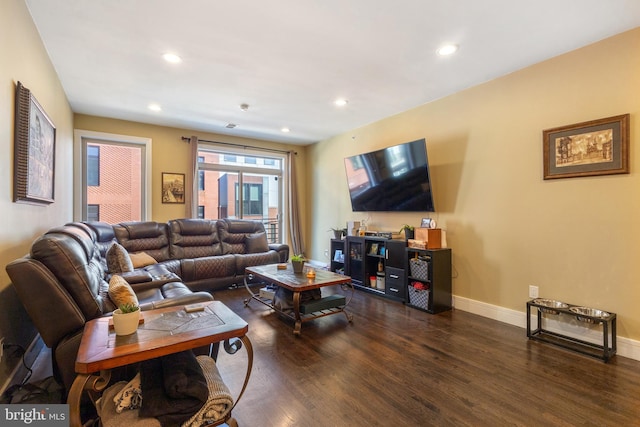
162 53 182 63
437 44 458 56
148 103 162 112
240 103 249 111
226 123 237 129
281 127 290 133
334 98 348 107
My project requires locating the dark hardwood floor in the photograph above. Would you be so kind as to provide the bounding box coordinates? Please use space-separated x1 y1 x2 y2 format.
213 286 640 427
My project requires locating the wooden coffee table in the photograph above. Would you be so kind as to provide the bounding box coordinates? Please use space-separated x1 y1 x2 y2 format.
244 264 353 335
69 301 253 427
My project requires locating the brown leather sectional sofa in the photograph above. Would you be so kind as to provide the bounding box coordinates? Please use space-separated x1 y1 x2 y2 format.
5 218 289 393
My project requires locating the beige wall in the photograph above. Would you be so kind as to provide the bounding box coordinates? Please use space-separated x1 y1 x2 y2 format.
308 28 640 340
73 114 307 232
0 0 74 385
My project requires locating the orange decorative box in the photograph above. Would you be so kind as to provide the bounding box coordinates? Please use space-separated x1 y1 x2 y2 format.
414 228 442 249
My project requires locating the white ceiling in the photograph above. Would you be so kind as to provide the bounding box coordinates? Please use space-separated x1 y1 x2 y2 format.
26 0 640 145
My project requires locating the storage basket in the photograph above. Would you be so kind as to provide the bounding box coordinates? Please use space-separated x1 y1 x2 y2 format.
409 257 429 280
408 284 429 310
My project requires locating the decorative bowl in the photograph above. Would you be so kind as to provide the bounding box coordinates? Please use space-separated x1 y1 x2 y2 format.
569 306 610 323
532 298 569 315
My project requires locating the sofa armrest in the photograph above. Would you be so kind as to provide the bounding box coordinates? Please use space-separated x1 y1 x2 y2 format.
269 243 290 263
118 271 153 284
139 291 214 311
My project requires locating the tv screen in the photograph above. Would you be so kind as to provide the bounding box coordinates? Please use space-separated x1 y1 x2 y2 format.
344 139 435 212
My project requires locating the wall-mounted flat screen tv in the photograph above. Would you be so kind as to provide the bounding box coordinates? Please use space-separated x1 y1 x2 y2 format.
344 138 435 212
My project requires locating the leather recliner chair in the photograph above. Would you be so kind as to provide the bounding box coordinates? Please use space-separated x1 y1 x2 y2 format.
6 223 214 393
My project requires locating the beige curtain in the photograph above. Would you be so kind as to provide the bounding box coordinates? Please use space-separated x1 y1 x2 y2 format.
184 135 198 218
287 151 305 256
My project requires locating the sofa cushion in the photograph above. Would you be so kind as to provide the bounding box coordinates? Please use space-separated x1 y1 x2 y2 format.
168 219 222 259
245 232 269 254
109 275 139 308
114 222 171 262
107 242 134 273
129 252 158 269
218 219 266 255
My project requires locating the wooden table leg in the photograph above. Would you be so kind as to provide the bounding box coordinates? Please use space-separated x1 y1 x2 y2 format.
292 290 302 335
68 370 111 427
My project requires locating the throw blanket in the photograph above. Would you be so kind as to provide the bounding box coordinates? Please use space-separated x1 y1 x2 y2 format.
97 355 234 427
183 356 234 427
139 350 209 427
113 373 142 413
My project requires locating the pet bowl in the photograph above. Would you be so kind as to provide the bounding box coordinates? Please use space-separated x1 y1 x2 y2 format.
569 306 610 323
532 298 569 315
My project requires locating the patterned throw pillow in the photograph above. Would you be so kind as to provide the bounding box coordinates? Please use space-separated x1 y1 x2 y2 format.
106 242 134 273
245 232 269 253
108 275 139 308
128 252 157 269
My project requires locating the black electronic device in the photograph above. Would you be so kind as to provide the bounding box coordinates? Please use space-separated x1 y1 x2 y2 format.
344 139 435 212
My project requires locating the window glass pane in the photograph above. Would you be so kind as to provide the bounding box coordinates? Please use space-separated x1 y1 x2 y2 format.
197 147 283 243
87 145 100 186
87 204 100 222
86 142 143 222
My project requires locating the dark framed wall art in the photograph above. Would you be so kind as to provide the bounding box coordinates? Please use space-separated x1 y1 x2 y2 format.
14 81 56 204
543 114 629 180
162 172 185 204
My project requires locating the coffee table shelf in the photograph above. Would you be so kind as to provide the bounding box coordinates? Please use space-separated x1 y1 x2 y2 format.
244 264 354 335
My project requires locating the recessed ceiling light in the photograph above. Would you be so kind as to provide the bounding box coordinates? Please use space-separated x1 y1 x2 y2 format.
148 103 162 112
240 103 249 111
281 127 290 133
437 44 458 56
162 53 182 63
226 123 237 129
334 99 348 107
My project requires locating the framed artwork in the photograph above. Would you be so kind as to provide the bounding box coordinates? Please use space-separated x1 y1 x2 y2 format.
162 172 185 204
13 81 56 204
543 114 629 180
369 243 379 255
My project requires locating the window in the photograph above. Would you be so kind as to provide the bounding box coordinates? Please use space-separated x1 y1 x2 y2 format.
74 130 151 222
198 156 205 190
87 145 100 186
87 204 100 222
196 145 284 243
235 183 263 215
197 205 205 219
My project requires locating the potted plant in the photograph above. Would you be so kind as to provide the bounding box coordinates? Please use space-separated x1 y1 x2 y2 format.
329 227 345 240
400 224 415 240
112 302 140 336
291 254 306 274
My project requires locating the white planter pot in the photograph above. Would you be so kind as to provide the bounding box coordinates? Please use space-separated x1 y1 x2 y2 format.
112 308 140 336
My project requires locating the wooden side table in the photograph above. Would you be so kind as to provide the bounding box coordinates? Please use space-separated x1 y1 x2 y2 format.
69 301 253 427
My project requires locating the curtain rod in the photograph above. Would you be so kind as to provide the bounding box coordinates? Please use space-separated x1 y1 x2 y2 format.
181 136 297 155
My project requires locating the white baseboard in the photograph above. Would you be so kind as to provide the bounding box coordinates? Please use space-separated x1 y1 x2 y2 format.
453 295 640 362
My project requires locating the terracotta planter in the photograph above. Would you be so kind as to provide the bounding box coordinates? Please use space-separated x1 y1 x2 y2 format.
112 308 140 336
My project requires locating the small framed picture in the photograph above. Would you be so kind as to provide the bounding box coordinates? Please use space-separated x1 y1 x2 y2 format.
421 218 432 228
162 172 185 204
333 249 343 262
369 243 379 255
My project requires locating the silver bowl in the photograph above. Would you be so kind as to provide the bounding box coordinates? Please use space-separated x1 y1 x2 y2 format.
532 298 569 315
569 306 610 323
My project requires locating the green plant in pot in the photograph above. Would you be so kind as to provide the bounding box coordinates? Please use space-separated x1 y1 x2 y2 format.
400 224 415 240
329 227 345 240
291 254 306 274
113 302 140 336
